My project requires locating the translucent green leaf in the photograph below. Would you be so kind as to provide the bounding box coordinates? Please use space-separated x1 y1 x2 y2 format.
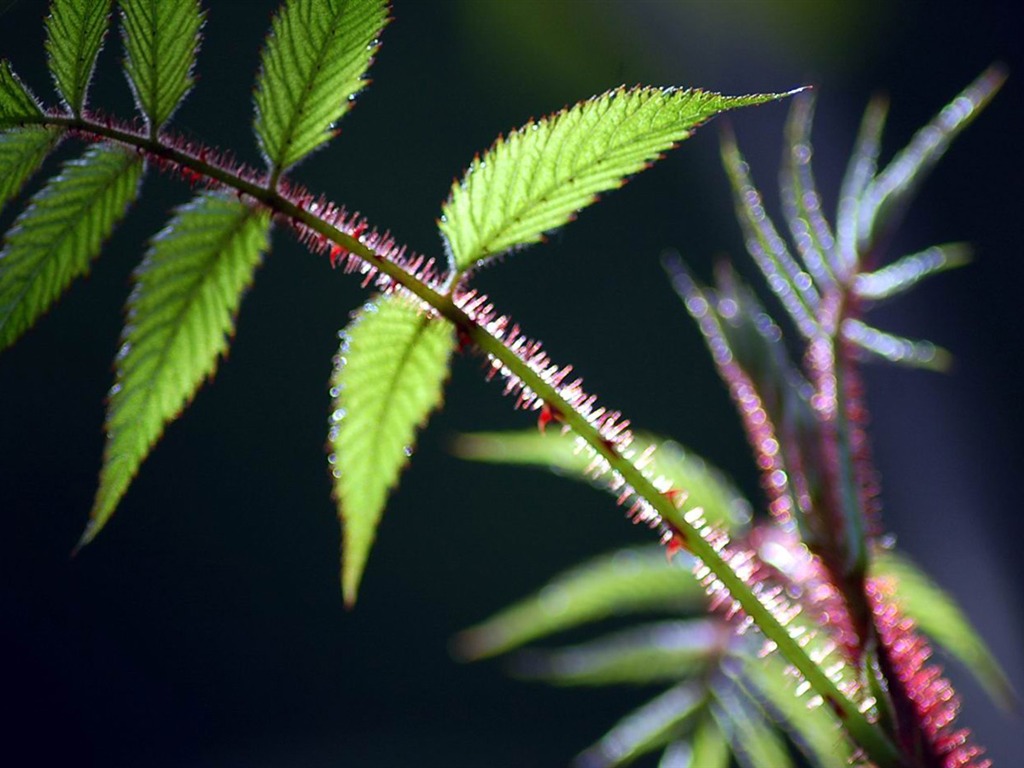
0 126 61 209
841 319 951 372
858 66 1006 253
0 60 42 127
871 549 1017 711
853 243 971 302
84 193 271 546
329 291 455 606
711 685 793 768
510 619 724 687
835 95 887 276
440 87 795 272
120 0 204 133
253 0 388 177
736 651 854 768
576 682 705 768
455 547 705 661
453 429 750 531
0 144 143 351
687 714 730 768
720 130 819 338
44 0 110 116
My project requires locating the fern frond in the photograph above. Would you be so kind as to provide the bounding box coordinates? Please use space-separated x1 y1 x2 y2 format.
0 60 43 127
455 547 705 661
0 144 143 351
120 0 205 135
440 87 795 273
84 193 271 546
0 126 61 208
44 0 111 117
253 0 388 178
329 291 454 606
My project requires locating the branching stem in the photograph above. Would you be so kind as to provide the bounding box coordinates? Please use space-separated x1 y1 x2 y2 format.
21 111 904 767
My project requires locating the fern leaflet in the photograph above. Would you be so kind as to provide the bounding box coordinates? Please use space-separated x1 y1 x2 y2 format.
0 127 61 209
120 0 205 134
440 87 794 273
85 193 271 545
0 60 42 126
329 291 454 605
253 0 388 178
0 144 143 351
44 0 110 117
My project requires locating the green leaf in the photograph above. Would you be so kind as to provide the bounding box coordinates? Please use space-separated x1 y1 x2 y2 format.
687 714 731 768
0 126 61 209
510 619 724 687
0 144 143 351
870 549 1017 711
853 243 971 302
711 684 793 768
253 0 388 177
736 651 854 768
455 547 705 661
0 60 42 127
329 291 455 606
858 66 1006 253
84 193 271 546
576 682 706 768
120 0 204 133
453 429 751 532
44 0 110 116
440 87 795 272
841 319 951 372
720 129 819 338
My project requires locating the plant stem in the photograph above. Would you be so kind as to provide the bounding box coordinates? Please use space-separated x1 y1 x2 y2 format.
23 111 905 767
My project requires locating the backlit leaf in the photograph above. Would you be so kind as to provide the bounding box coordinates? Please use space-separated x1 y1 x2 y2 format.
329 291 454 606
253 0 388 176
0 60 42 126
510 619 724 687
44 0 110 116
453 429 750 531
441 87 794 272
120 0 204 133
455 547 705 661
0 126 61 209
841 319 951 372
84 193 271 545
711 684 793 768
736 651 854 768
576 682 705 768
853 243 971 302
0 144 143 351
871 549 1017 711
687 714 730 768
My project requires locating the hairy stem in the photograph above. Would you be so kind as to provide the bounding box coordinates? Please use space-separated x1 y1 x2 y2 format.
21 111 904 766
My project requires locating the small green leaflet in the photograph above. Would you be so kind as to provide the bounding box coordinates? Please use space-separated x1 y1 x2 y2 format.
440 87 795 272
0 127 60 209
253 0 388 177
455 546 705 661
0 60 42 126
329 291 454 606
688 715 731 768
711 685 794 768
0 144 142 351
577 681 706 768
871 549 1017 711
44 0 111 116
84 193 271 546
454 428 751 531
120 0 205 133
511 619 723 687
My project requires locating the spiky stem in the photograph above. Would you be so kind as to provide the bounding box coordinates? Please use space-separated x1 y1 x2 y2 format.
16 110 905 766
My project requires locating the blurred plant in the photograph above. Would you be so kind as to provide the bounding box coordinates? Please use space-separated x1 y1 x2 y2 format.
0 0 1009 765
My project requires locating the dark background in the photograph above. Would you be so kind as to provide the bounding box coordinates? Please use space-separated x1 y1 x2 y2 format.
1 0 1022 765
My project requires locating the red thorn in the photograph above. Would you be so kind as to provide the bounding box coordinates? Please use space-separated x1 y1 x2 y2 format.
456 328 473 353
661 488 685 508
537 403 562 433
665 532 690 560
